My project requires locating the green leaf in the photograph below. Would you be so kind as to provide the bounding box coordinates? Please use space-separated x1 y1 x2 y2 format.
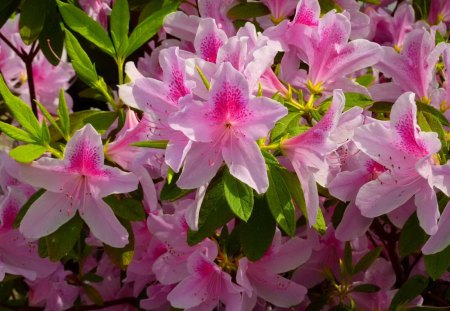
422 111 448 162
270 112 303 142
104 196 146 221
398 213 426 257
50 110 117 141
360 0 381 5
138 0 181 22
83 284 104 306
240 196 276 261
39 0 64 65
369 101 393 113
41 120 50 144
343 92 374 110
81 273 104 283
266 164 296 236
132 140 168 149
63 29 98 86
19 0 49 45
0 121 36 143
351 284 380 293
227 2 270 19
223 169 254 221
424 244 450 280
9 144 47 163
0 75 42 140
355 74 375 87
58 89 70 139
187 174 235 245
36 101 63 139
417 102 450 127
389 276 429 311
125 0 180 57
14 189 46 228
0 0 20 29
43 214 83 261
353 247 382 275
343 241 353 276
160 172 195 201
110 0 130 56
57 1 115 56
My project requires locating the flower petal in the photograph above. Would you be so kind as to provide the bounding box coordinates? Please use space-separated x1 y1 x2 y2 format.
422 201 450 254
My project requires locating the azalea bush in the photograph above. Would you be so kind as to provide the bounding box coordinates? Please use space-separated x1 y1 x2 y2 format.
0 0 450 310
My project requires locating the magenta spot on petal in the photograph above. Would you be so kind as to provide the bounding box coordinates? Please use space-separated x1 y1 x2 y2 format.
195 256 215 277
200 34 223 63
67 140 105 176
167 68 190 103
365 160 387 181
294 6 318 26
394 111 429 157
206 82 251 125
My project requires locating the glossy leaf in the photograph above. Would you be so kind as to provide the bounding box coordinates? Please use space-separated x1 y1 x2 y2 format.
9 144 47 163
223 169 254 221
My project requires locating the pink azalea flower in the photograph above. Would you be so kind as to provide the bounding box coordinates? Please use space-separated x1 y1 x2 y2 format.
27 264 79 311
198 0 236 37
429 0 450 26
352 92 443 235
261 0 298 24
166 247 244 311
371 29 446 102
281 90 345 225
147 209 216 284
237 230 312 309
18 124 139 247
169 62 287 193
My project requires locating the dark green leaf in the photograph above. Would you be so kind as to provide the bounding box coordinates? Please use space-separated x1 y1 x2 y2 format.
83 284 104 306
9 144 47 163
389 276 429 311
160 172 195 201
187 174 235 245
223 169 254 221
58 89 70 139
0 75 42 139
353 247 382 275
43 214 83 261
0 0 20 29
369 101 393 113
240 196 276 261
110 0 129 56
132 140 168 149
266 164 296 236
63 29 99 87
104 196 146 221
81 273 104 283
343 241 353 276
39 0 64 65
424 244 450 280
14 189 46 228
126 0 180 57
138 0 181 22
227 2 270 19
398 213 426 257
57 0 115 56
0 121 36 143
351 284 380 293
19 0 49 44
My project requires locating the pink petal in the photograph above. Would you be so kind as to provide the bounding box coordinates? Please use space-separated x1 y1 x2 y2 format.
19 192 77 240
292 0 320 26
415 185 439 235
240 97 288 140
431 162 450 196
194 18 228 63
176 142 223 190
356 173 423 218
422 201 450 254
335 201 372 241
292 160 320 225
247 266 307 308
88 166 138 198
165 135 192 173
222 137 268 194
79 197 129 248
163 12 200 42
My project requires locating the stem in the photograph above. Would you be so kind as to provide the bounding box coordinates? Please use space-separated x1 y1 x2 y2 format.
0 33 25 60
25 54 38 117
116 57 124 85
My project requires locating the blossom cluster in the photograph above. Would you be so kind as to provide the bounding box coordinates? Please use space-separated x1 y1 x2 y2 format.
0 0 449 310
